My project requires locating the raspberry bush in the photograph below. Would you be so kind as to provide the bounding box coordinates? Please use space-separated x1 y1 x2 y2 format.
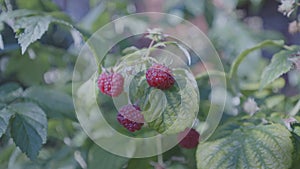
0 0 300 169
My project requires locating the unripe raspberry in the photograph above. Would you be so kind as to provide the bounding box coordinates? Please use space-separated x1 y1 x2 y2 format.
97 72 124 97
146 64 175 90
117 104 144 132
177 128 200 149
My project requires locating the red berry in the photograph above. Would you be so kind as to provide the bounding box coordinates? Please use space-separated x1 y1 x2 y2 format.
177 128 200 149
97 72 124 97
117 104 144 132
146 64 175 90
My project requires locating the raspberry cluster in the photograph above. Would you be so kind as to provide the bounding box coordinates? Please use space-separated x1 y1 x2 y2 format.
97 64 175 132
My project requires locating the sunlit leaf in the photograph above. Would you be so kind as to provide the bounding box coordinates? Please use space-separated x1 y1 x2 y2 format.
13 16 53 54
197 124 293 169
260 47 299 89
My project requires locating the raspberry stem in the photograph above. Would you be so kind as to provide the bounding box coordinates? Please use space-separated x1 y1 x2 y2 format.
144 39 155 58
156 135 164 166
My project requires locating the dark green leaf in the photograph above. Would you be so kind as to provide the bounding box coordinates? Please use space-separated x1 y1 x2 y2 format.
0 107 13 137
0 83 23 103
127 157 156 169
23 86 76 121
88 145 128 169
291 124 300 169
197 124 293 169
10 102 47 160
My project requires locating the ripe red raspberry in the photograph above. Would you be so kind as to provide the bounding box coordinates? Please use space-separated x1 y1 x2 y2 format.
146 64 175 90
97 72 124 97
117 104 144 132
177 128 200 149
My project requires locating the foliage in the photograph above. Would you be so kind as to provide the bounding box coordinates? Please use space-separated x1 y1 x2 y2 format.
0 0 300 169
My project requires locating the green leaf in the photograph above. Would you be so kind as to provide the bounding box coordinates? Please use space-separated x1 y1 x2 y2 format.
291 123 300 169
129 71 149 104
0 107 13 137
13 16 53 54
146 75 198 134
142 89 167 122
88 145 128 169
0 83 23 103
229 40 285 78
23 86 76 121
265 95 285 109
260 47 299 89
196 124 293 169
127 157 156 169
9 102 47 160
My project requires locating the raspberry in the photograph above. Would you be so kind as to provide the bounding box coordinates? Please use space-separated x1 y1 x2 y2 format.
146 64 175 90
177 128 200 149
117 104 144 132
97 72 124 97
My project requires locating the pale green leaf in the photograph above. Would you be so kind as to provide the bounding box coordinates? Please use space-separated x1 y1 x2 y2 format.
122 46 139 55
196 124 293 169
142 89 167 122
146 75 198 134
13 16 53 54
260 47 299 89
9 102 47 160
